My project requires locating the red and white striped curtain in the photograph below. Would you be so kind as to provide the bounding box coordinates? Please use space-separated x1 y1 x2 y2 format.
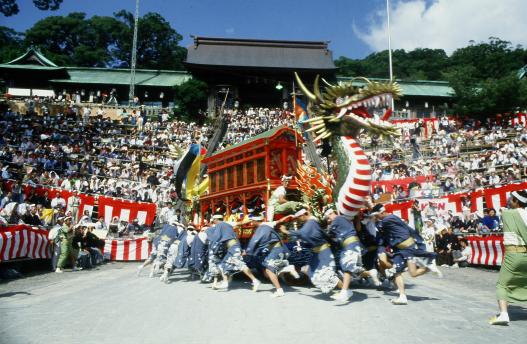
98 196 157 225
0 225 51 262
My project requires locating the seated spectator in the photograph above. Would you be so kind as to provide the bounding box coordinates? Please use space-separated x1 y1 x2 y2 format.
481 208 500 233
452 239 472 268
82 224 104 265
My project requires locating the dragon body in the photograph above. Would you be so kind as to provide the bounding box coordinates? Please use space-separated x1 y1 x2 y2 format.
295 73 402 218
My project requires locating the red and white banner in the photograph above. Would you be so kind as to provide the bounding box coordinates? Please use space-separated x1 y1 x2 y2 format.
483 182 527 215
466 235 504 266
102 237 152 261
1 182 157 226
371 175 435 192
391 117 441 138
98 196 157 226
511 113 527 127
0 225 51 262
385 182 527 226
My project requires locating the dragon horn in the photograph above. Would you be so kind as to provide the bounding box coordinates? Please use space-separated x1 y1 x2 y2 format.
350 76 373 84
313 76 324 102
294 72 316 101
321 78 334 87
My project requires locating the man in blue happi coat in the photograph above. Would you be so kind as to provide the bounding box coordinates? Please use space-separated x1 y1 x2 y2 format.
371 204 442 305
208 213 261 291
245 214 299 298
160 221 189 283
137 216 180 277
280 207 342 295
188 223 212 282
324 207 366 302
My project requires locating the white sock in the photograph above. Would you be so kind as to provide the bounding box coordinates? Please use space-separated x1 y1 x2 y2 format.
499 312 509 320
276 288 284 293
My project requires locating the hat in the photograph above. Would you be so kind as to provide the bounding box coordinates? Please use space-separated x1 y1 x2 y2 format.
187 225 196 230
63 216 72 222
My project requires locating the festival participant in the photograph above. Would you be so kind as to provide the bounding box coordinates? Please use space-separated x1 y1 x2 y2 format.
267 175 300 221
67 191 81 222
371 204 441 305
324 208 364 302
244 214 299 298
55 216 74 273
137 216 179 277
188 221 212 282
279 206 342 296
48 217 64 271
207 212 261 291
160 221 187 283
489 189 527 325
357 213 383 287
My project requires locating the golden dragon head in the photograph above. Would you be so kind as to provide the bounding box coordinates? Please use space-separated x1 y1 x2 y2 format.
294 72 403 141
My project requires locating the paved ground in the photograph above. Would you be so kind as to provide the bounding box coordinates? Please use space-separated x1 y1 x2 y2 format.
0 263 526 344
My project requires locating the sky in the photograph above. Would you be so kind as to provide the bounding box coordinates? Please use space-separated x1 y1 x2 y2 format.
0 0 526 59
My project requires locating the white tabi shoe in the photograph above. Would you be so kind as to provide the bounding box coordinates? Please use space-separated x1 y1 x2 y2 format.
384 267 397 279
391 295 408 305
427 264 443 278
55 268 63 273
252 279 261 292
216 281 229 290
270 288 285 298
332 289 353 302
160 272 169 283
279 265 300 279
489 313 509 326
368 269 382 287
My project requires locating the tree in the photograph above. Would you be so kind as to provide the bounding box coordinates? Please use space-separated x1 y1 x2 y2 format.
335 48 449 80
23 12 128 67
1 0 62 17
449 38 527 80
445 65 526 118
113 10 187 70
0 25 23 62
21 11 187 69
173 79 209 122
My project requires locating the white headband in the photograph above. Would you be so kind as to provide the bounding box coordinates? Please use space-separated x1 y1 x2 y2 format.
294 209 308 217
512 191 527 204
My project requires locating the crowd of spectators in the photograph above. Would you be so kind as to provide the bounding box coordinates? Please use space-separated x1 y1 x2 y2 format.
0 106 213 229
1 100 526 271
219 107 296 149
364 117 527 201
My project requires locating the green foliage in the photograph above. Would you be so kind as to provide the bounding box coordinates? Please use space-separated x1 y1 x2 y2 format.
442 38 527 118
113 10 187 70
173 79 209 122
0 25 23 62
336 38 527 118
19 11 186 69
1 0 62 16
336 48 449 80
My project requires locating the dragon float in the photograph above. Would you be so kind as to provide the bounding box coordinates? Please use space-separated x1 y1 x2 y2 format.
294 73 402 218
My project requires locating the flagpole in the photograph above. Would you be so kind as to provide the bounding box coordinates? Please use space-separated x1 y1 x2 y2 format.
386 0 395 112
292 78 298 150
